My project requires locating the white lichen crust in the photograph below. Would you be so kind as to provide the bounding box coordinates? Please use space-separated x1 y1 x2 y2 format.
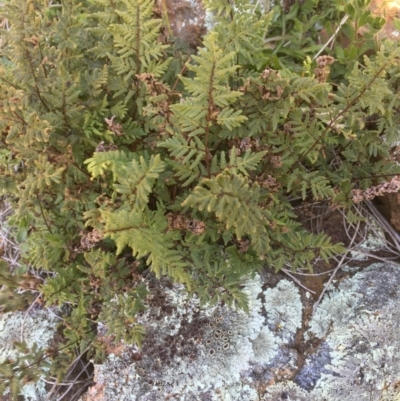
315 299 400 401
308 288 361 339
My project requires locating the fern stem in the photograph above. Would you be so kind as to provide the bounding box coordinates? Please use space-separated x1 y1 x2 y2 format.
205 61 216 178
160 0 173 38
109 0 122 24
36 193 53 234
21 10 50 112
135 3 141 73
24 48 50 112
0 75 23 90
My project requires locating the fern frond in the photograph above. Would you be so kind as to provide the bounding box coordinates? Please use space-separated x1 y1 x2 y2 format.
102 207 192 285
182 172 270 242
114 154 166 209
84 150 132 179
158 134 205 167
210 147 267 176
171 31 244 132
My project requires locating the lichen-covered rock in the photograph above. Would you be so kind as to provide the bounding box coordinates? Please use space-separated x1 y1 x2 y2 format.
293 342 331 391
257 261 400 401
307 287 361 339
86 277 303 401
0 309 57 400
85 262 400 401
0 310 56 363
313 297 400 400
305 262 400 400
260 262 400 401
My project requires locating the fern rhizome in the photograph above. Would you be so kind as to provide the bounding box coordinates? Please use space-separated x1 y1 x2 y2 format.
1 0 400 396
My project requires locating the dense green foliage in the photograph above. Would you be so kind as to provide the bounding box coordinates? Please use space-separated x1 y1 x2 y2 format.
1 0 400 396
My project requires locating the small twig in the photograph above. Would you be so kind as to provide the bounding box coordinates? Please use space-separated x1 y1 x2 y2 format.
43 343 94 401
20 293 44 342
172 63 188 93
313 219 360 312
282 268 316 294
77 353 92 379
364 200 400 252
350 250 400 263
282 268 335 277
42 378 92 386
313 14 349 60
56 360 93 401
1 255 22 266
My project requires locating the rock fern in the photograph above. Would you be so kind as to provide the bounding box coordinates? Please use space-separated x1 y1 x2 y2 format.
1 0 400 397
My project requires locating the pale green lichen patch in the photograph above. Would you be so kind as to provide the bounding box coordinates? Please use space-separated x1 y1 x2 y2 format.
308 288 361 339
250 326 278 365
263 280 302 343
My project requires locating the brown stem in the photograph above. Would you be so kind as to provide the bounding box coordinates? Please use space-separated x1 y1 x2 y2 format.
21 7 50 114
24 48 50 111
172 63 188 93
109 0 122 24
160 0 173 37
0 76 22 90
37 42 48 79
